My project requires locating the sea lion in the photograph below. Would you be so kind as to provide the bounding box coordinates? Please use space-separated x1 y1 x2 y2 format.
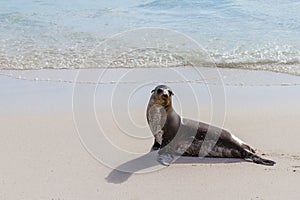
146 85 276 166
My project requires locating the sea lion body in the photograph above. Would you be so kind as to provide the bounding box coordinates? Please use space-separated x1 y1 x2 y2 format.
147 85 275 166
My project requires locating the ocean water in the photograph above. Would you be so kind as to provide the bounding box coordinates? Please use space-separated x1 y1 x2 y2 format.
1 0 300 76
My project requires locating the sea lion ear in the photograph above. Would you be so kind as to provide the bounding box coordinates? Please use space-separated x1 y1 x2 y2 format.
151 89 155 93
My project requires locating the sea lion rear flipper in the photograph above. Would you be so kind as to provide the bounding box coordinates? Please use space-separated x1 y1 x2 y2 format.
241 144 256 153
243 151 276 166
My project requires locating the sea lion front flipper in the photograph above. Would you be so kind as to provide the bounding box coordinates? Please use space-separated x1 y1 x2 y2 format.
157 147 175 166
157 152 174 166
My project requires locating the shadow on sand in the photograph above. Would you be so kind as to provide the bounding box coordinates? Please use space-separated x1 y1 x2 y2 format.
105 151 244 184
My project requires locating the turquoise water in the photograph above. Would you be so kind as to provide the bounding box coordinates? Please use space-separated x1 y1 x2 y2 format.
1 0 300 75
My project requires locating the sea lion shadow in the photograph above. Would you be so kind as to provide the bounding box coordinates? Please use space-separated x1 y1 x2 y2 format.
174 156 244 164
105 151 244 184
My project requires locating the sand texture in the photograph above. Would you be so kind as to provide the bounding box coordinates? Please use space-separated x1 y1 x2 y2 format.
1 68 300 200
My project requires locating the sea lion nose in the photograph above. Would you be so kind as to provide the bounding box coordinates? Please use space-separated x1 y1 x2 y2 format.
162 93 169 98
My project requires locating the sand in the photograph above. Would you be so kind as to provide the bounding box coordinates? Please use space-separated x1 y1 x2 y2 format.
0 68 300 200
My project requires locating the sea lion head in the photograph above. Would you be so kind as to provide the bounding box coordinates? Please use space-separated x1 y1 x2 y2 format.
150 85 174 108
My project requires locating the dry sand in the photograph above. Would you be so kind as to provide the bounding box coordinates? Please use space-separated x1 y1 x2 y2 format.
1 68 300 200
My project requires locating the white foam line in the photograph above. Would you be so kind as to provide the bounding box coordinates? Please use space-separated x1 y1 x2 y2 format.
0 72 300 87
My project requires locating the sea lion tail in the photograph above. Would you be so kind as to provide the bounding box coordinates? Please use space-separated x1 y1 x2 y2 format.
243 151 276 166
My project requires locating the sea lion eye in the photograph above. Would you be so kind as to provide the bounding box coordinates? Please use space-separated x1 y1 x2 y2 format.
157 88 163 94
168 90 174 96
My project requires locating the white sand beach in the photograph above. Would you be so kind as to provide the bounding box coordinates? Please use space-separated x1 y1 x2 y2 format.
1 68 300 200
